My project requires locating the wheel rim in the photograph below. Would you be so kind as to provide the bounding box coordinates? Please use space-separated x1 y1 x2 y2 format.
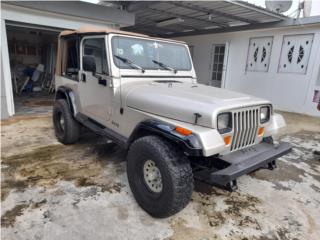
57 112 65 132
143 160 163 193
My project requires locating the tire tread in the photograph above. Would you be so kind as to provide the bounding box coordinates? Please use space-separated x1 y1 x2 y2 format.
127 135 193 217
53 99 80 144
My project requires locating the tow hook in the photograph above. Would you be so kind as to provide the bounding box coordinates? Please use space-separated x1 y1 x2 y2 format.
267 160 277 170
226 180 238 192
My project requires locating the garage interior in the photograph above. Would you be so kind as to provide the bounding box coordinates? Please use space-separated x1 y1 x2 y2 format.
6 22 61 116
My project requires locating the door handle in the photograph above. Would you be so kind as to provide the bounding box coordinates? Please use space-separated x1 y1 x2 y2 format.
98 79 107 86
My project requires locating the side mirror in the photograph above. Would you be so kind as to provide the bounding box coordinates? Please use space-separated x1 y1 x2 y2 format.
83 55 96 73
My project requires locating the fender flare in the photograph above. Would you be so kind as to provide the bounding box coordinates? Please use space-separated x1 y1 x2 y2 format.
128 119 203 156
55 86 78 116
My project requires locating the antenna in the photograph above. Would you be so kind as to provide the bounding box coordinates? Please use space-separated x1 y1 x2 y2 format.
303 0 312 17
265 0 293 13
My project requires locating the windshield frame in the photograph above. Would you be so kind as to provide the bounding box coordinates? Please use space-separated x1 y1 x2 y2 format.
110 35 193 72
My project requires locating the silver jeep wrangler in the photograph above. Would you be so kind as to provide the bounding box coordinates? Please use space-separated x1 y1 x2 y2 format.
54 27 291 217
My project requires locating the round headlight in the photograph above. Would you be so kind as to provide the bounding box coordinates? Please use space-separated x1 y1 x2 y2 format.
260 106 270 123
217 113 232 133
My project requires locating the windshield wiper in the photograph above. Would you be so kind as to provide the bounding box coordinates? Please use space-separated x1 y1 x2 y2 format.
152 60 177 73
114 55 145 73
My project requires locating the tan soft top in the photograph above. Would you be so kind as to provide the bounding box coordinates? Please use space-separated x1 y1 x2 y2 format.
59 25 148 38
59 26 185 44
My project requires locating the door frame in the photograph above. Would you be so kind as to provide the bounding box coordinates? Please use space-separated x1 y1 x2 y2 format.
79 35 114 124
209 42 229 88
2 20 15 117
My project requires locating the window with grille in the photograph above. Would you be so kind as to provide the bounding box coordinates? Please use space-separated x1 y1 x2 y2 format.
211 45 225 82
278 34 314 74
246 36 273 72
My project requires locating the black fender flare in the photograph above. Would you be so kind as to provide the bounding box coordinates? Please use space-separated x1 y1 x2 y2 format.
128 119 203 157
55 86 78 116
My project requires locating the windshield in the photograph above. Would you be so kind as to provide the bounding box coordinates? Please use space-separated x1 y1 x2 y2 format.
111 36 192 71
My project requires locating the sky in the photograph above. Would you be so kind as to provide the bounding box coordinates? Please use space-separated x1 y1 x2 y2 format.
246 0 320 17
81 0 320 17
82 0 99 3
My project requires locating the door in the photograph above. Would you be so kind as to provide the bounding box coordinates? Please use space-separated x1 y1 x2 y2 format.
210 44 228 88
78 36 113 125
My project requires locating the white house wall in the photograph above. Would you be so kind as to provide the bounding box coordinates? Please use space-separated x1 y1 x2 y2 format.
1 19 14 118
1 4 118 30
175 25 320 117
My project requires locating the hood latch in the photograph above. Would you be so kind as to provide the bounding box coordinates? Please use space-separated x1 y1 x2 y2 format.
194 113 202 125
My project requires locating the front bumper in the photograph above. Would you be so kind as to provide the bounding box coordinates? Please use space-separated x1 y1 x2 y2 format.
194 142 292 191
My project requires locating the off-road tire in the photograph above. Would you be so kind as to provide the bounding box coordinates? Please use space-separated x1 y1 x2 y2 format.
127 135 194 218
53 99 80 144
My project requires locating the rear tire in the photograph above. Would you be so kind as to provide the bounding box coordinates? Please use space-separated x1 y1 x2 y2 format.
53 99 80 144
127 135 193 218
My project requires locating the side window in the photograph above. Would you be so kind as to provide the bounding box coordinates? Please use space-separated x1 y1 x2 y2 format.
62 37 79 81
83 38 108 75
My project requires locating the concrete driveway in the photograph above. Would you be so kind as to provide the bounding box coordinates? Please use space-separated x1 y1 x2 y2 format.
1 112 320 240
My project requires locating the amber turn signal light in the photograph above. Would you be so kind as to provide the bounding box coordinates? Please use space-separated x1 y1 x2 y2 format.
175 126 192 136
258 127 264 137
224 135 232 146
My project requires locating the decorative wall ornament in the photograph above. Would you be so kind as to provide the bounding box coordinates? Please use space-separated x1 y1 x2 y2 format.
246 36 273 72
278 34 314 74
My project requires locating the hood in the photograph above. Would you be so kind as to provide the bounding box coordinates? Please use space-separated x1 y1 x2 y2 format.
123 80 269 128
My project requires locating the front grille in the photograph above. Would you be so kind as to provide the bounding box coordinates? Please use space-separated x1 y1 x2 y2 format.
230 107 260 151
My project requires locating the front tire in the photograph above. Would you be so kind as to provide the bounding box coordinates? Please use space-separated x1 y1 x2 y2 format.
53 99 80 144
127 135 193 218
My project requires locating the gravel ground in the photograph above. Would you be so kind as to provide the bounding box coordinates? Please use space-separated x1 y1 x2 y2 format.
1 112 320 240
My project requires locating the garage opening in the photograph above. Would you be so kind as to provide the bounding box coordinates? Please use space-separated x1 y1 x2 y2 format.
6 22 62 116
